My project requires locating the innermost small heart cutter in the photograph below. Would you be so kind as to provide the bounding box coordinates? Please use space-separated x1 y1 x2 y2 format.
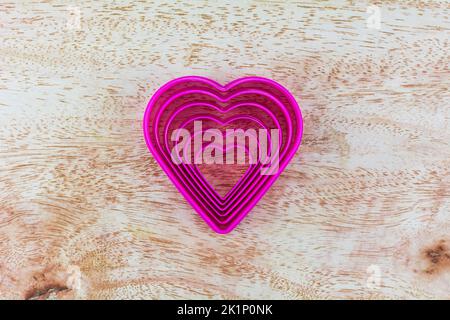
143 76 303 233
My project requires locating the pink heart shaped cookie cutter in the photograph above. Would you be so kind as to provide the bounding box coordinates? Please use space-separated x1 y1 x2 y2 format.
143 76 303 233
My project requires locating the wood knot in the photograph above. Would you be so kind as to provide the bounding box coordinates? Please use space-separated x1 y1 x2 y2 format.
24 265 81 300
421 240 450 275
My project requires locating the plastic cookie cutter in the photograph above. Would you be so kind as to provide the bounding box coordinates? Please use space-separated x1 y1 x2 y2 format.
143 76 303 233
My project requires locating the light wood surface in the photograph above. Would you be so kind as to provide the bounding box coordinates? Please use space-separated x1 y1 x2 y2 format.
0 0 449 299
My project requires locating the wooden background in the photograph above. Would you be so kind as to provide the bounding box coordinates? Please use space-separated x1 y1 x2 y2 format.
0 0 449 299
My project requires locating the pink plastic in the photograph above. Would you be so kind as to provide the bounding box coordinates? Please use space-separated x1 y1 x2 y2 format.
143 76 303 233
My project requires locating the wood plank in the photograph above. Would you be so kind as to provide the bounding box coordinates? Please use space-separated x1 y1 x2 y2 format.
0 0 449 299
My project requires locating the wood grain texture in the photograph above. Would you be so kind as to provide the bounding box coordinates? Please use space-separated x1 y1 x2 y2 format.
0 0 449 299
